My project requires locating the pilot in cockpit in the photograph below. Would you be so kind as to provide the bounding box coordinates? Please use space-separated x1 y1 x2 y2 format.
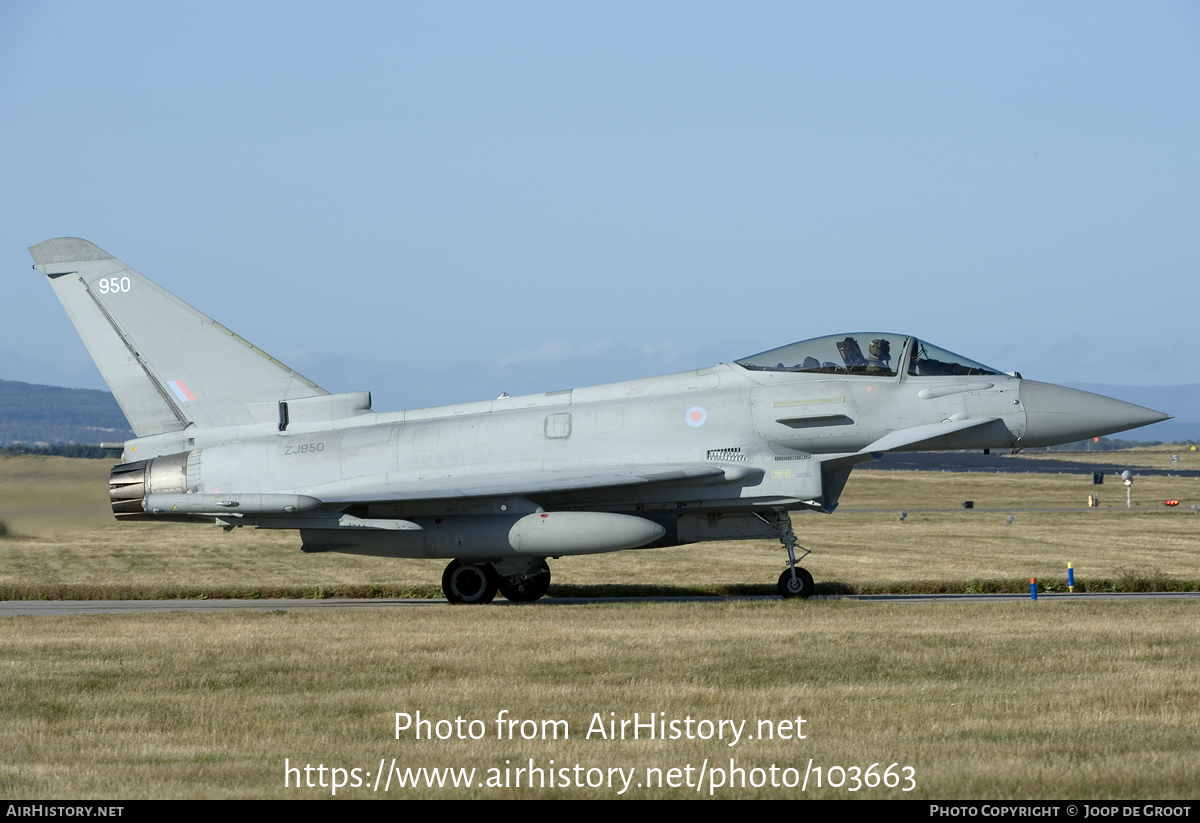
867 338 891 373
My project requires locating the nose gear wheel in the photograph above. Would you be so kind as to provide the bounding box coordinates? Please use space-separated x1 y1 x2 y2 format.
777 567 814 598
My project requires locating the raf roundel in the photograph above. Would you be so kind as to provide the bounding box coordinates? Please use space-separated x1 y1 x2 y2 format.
685 407 707 427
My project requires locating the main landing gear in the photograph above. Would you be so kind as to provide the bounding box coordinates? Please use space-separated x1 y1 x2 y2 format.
442 560 498 604
441 559 552 604
496 560 552 602
756 509 814 600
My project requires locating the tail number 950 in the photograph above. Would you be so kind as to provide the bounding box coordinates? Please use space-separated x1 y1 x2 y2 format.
97 277 132 294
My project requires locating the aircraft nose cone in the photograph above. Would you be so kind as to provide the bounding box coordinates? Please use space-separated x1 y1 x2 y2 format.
1019 381 1172 447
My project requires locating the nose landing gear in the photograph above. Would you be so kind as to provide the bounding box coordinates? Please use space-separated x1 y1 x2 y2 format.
756 509 815 599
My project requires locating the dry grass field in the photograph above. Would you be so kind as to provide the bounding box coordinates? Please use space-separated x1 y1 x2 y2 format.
1 601 1197 799
1 453 1198 799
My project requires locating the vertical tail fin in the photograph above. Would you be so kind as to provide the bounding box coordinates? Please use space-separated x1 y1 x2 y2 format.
29 238 327 436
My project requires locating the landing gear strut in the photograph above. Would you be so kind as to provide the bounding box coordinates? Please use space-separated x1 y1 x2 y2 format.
756 509 814 599
441 560 499 604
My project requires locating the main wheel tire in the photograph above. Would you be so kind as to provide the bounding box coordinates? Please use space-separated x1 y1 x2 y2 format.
496 562 552 603
777 567 815 599
442 560 498 604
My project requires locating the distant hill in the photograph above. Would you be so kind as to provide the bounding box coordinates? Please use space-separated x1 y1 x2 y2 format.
0 380 134 445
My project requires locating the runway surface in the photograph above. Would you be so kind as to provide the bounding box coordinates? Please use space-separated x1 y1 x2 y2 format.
862 451 1200 477
2 591 1197 615
837 507 1198 513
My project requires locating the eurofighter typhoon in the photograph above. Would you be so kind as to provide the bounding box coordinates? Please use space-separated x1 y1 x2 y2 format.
30 238 1171 602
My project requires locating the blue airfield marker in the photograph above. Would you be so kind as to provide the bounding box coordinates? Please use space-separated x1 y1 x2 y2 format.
1031 577 1037 601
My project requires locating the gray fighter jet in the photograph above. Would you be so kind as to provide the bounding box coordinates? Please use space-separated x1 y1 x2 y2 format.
29 238 1172 602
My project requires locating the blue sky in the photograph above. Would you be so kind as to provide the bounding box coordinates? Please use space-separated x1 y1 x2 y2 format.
3 1 1198 413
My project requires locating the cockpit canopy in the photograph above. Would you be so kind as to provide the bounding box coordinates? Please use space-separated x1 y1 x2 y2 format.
735 333 1004 378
